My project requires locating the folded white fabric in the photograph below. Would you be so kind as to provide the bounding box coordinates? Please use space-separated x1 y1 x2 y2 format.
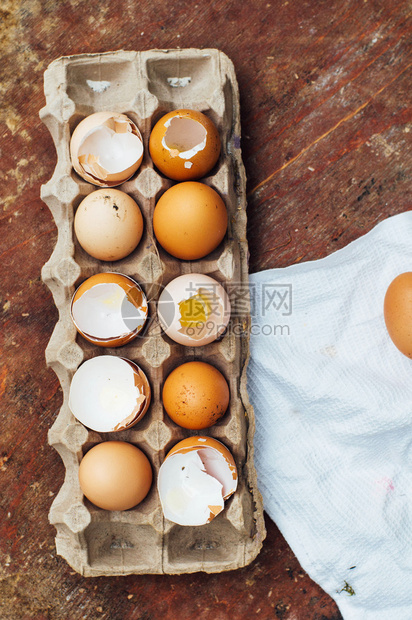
247 212 412 620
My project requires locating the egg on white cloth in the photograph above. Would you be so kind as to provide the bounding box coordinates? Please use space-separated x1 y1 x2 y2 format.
69 356 151 432
157 273 231 346
70 112 144 187
158 436 238 526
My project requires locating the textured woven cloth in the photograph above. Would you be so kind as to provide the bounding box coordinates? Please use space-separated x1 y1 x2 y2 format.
247 212 412 620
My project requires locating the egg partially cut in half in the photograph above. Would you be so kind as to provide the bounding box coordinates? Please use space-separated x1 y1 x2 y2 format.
70 112 144 187
158 436 238 526
71 272 148 347
69 356 151 432
157 273 231 347
149 109 221 181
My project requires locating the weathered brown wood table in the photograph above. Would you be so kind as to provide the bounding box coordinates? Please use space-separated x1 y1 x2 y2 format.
1 1 410 618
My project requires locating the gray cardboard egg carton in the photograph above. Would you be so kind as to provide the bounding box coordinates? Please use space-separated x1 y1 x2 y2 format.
40 49 266 576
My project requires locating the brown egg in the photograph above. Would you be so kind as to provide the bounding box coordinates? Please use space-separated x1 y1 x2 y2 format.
149 109 220 181
163 361 229 429
71 272 148 347
153 182 227 260
79 441 152 511
74 189 144 261
384 272 412 358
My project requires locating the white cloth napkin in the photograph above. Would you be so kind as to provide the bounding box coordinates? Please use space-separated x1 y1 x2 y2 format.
247 212 412 620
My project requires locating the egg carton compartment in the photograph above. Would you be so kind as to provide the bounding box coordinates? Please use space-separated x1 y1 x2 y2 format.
40 49 266 576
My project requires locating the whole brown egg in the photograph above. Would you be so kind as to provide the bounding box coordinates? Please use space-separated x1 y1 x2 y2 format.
153 182 227 260
78 441 152 511
162 361 229 429
384 272 412 358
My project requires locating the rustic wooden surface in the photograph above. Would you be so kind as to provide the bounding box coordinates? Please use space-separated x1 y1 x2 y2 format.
0 0 410 618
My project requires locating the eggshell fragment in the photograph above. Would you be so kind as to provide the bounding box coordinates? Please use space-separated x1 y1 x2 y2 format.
71 272 148 347
384 272 412 358
153 182 227 260
158 436 237 526
79 441 152 511
149 109 221 181
70 112 144 187
162 361 229 429
69 356 151 432
74 189 144 261
157 273 231 347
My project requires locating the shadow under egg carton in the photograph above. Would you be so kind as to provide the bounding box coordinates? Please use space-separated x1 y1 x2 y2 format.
40 48 266 576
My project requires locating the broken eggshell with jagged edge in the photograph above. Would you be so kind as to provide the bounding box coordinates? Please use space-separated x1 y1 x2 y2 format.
70 272 148 347
70 112 144 187
69 356 151 432
157 273 231 347
149 109 221 181
158 436 238 526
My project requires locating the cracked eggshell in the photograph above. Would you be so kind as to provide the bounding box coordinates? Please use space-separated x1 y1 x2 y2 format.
149 109 221 181
153 182 227 260
70 112 144 187
74 189 144 261
71 272 148 347
157 436 238 526
79 441 153 511
69 356 151 432
157 273 231 347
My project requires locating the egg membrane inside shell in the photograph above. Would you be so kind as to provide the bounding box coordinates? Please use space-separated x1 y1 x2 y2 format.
70 112 144 187
163 117 207 160
158 451 224 526
69 356 151 432
71 273 148 346
158 437 238 526
157 273 231 347
196 448 237 499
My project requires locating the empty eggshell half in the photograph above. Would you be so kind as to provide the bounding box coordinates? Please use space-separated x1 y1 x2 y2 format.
157 273 231 347
70 112 144 187
69 356 151 432
158 436 238 526
149 109 221 181
71 272 148 347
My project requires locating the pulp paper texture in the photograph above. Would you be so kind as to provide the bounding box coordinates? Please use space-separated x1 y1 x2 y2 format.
40 49 265 576
248 212 412 620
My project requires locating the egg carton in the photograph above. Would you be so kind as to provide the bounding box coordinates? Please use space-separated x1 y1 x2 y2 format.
40 48 266 576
